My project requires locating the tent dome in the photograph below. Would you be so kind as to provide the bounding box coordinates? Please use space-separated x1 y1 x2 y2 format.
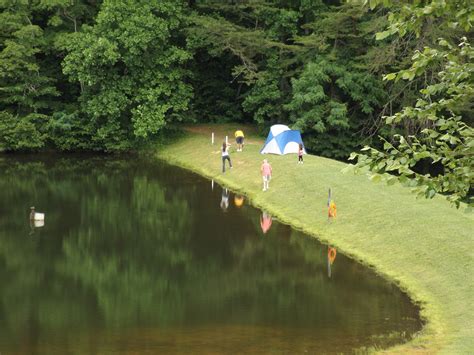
269 124 291 136
260 125 306 155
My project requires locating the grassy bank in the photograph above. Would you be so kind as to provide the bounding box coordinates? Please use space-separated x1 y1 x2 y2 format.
156 124 473 354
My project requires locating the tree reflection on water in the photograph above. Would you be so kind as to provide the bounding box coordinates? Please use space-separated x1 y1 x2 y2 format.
0 156 421 353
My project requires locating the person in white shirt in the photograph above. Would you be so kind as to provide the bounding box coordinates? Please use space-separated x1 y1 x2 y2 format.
221 141 233 173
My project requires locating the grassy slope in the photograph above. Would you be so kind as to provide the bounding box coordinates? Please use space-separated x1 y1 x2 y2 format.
157 124 474 354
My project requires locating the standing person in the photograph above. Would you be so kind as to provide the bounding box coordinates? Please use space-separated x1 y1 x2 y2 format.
234 129 245 152
222 141 232 173
298 143 304 164
260 159 272 191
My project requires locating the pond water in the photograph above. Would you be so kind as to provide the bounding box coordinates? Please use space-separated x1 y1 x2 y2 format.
0 155 421 354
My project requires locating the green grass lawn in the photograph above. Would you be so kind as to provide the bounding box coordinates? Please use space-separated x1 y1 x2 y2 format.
157 123 473 354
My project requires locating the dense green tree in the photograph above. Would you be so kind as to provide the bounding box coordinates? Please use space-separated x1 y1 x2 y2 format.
286 59 385 158
350 0 474 208
0 0 471 169
242 54 287 125
187 1 301 125
0 8 58 150
280 3 387 157
0 1 100 151
61 0 192 151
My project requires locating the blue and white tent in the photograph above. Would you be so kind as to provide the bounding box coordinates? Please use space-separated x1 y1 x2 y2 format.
260 124 306 155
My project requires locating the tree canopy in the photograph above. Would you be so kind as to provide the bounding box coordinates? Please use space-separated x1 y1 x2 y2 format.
348 0 473 208
0 0 472 205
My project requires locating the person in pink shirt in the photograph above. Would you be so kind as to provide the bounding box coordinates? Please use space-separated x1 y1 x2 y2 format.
298 143 304 164
260 159 272 191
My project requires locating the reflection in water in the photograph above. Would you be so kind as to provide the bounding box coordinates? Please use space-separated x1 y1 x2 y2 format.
29 219 45 236
327 246 337 278
29 220 35 236
28 207 45 235
33 220 45 228
29 206 36 221
234 194 244 207
0 156 422 354
220 188 229 211
260 211 273 234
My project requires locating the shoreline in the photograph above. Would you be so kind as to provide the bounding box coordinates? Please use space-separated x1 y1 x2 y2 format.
156 124 473 354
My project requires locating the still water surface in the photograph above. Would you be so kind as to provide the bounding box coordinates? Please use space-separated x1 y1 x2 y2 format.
0 155 421 354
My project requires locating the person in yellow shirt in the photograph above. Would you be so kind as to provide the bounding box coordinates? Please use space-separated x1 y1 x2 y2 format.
234 130 245 152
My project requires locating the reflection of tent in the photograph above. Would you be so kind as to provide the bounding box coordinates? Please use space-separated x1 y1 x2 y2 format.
260 124 306 155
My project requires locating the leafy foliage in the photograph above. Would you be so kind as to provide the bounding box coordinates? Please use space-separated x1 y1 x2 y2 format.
350 0 474 208
61 0 192 151
242 54 286 125
0 8 58 151
0 0 472 200
0 112 45 150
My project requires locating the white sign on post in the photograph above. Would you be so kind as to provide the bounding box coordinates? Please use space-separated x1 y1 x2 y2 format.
212 132 214 145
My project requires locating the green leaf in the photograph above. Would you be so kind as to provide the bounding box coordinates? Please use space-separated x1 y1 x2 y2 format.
427 189 436 199
438 39 451 48
369 174 382 183
375 30 392 40
401 70 415 81
369 0 379 10
384 73 397 81
341 164 356 174
387 177 397 186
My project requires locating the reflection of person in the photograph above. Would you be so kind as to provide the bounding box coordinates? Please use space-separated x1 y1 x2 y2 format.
298 143 304 164
327 246 337 278
29 207 37 235
29 206 36 220
260 159 272 191
260 211 272 234
222 141 233 173
234 195 244 207
29 220 35 236
220 188 229 211
235 130 245 151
